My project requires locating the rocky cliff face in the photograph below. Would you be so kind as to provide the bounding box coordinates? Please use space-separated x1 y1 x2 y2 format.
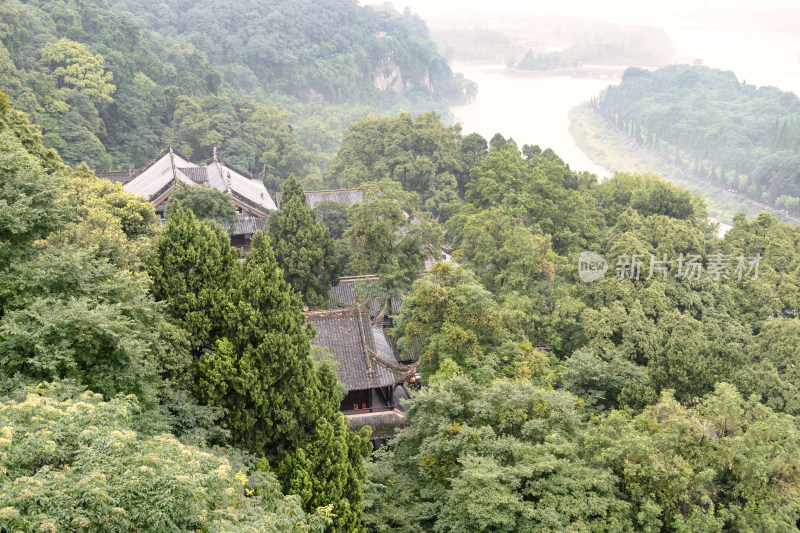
374 55 433 94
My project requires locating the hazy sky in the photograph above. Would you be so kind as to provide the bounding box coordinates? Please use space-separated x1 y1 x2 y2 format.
390 0 800 93
394 0 800 30
399 0 798 17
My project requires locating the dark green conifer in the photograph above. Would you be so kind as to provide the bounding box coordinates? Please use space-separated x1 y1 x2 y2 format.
194 232 370 531
149 200 240 356
268 175 340 307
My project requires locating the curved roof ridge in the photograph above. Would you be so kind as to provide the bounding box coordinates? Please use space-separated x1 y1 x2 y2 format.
365 347 417 376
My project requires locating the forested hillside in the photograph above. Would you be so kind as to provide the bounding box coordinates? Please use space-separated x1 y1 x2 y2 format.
0 0 471 178
3 1 800 527
107 0 474 108
592 65 800 213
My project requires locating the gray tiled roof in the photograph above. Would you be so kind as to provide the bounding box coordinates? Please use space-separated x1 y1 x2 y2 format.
203 159 278 214
306 308 414 392
230 212 267 236
123 150 196 200
328 276 402 318
122 150 278 215
178 167 209 183
276 189 363 209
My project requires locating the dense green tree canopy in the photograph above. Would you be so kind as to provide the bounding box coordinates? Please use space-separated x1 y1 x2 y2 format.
465 141 598 255
0 0 317 174
105 0 472 108
365 377 632 532
44 164 159 270
586 384 800 531
0 246 183 402
0 385 326 532
393 263 557 386
166 183 238 232
593 65 800 210
346 179 442 298
0 129 63 271
268 175 340 306
328 112 464 218
39 38 116 104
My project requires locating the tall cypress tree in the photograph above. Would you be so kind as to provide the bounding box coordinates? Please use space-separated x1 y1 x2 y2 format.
149 200 240 356
195 230 318 457
277 354 371 533
194 231 370 531
269 175 340 307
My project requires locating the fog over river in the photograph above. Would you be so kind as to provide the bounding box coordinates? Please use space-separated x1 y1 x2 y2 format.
450 63 615 178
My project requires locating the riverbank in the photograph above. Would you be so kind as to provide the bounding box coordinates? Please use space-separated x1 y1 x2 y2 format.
568 103 797 226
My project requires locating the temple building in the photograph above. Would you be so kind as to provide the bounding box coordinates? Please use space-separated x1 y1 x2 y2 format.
99 148 278 253
100 149 421 443
306 307 418 445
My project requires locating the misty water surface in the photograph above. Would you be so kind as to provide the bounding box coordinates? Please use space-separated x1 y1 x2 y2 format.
450 62 614 178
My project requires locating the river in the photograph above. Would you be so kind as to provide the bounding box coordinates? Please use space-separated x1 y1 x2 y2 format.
450 62 615 178
449 27 800 184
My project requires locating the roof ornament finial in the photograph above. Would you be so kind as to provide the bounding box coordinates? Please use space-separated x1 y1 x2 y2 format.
226 172 232 194
212 145 218 162
168 145 177 182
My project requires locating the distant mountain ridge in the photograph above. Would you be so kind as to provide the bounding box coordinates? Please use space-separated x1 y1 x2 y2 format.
106 0 474 107
0 0 472 176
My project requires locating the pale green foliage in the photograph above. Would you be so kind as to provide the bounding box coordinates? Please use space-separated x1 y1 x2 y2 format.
45 164 158 270
328 112 463 218
167 183 238 233
0 385 325 532
364 377 632 532
0 91 67 174
448 206 557 296
39 38 115 104
586 384 800 531
393 262 557 385
594 172 706 226
465 142 597 255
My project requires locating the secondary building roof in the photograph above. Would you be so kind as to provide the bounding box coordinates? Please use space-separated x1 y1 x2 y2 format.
306 308 415 392
275 189 363 209
229 212 268 235
121 148 277 215
328 275 402 319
